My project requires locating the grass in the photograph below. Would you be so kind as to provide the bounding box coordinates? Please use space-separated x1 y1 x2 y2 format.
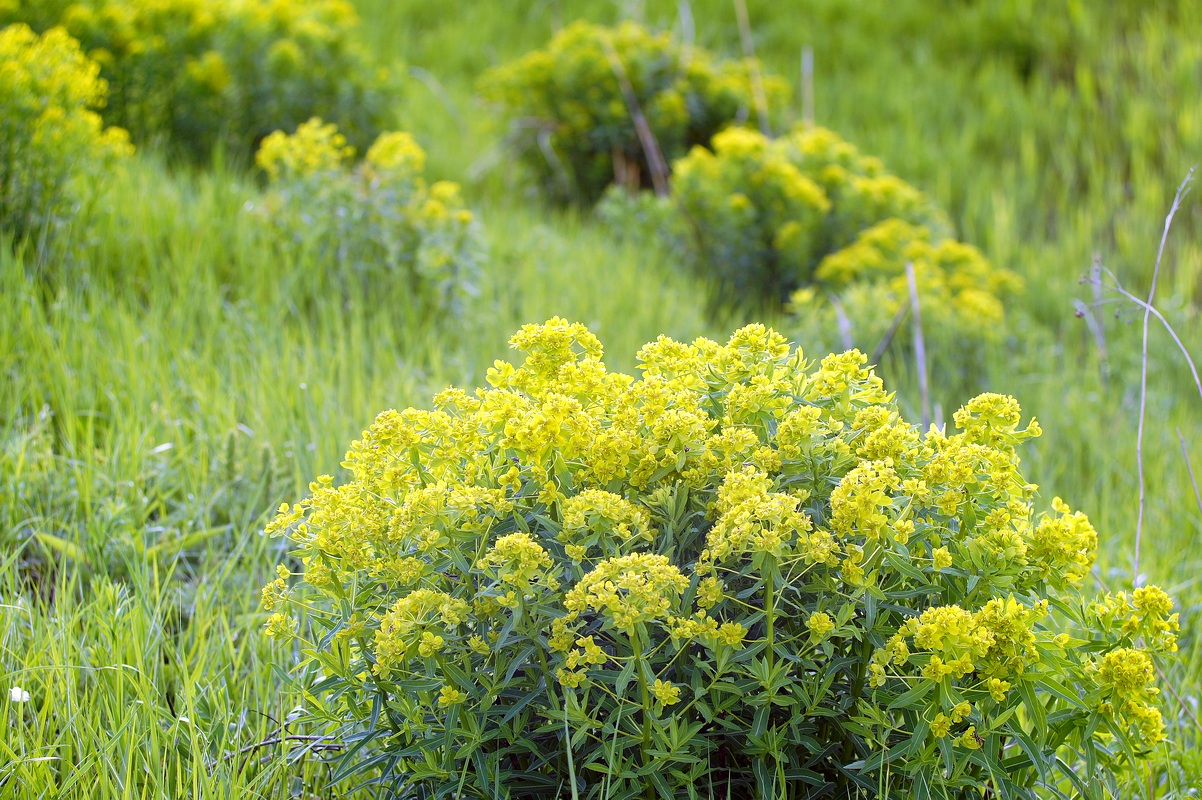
3 0 1202 796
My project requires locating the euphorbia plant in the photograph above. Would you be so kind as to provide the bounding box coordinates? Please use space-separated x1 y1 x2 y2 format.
265 319 1177 799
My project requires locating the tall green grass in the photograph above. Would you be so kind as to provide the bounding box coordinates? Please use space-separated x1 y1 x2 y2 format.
3 0 1201 796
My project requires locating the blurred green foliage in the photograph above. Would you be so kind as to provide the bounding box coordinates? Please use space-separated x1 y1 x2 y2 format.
481 20 787 204
0 24 131 247
1 0 398 161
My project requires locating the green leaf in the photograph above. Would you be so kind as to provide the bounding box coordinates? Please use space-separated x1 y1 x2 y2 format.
34 532 85 562
887 679 934 710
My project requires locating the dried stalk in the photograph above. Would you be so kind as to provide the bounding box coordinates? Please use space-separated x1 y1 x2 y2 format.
828 293 854 352
1133 168 1194 584
1179 428 1202 520
600 37 670 197
801 47 815 127
733 0 772 136
905 262 931 430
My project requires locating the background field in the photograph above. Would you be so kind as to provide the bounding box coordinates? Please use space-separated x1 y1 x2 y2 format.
3 1 1201 796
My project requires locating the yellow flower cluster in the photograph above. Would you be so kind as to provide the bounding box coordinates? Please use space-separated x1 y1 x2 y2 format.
875 596 1045 688
703 467 817 565
374 589 469 679
812 219 1024 336
560 489 652 561
255 117 354 181
2 0 394 158
481 20 787 203
1095 648 1165 744
0 23 132 240
477 533 559 596
563 553 688 631
1089 585 1180 653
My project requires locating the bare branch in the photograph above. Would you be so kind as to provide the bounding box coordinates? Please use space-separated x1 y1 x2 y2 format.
828 293 854 352
600 36 670 197
733 0 772 136
1133 167 1195 584
905 262 931 430
870 297 912 366
1179 428 1202 521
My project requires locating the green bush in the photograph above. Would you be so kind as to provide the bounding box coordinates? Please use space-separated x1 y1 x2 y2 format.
265 318 1178 799
480 20 787 205
671 125 949 302
251 118 482 316
0 0 397 161
0 23 131 247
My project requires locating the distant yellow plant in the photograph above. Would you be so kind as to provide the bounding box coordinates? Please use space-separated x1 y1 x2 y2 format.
481 20 787 204
0 23 131 244
252 119 481 315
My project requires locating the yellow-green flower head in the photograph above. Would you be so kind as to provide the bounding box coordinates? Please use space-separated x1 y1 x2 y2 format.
560 490 652 559
1029 497 1097 588
829 458 900 541
706 467 813 564
1098 647 1155 695
696 576 725 609
651 679 681 707
564 553 688 630
365 130 426 174
511 317 604 376
806 611 836 640
255 117 354 181
437 685 467 707
373 589 469 678
477 532 559 593
953 393 1039 448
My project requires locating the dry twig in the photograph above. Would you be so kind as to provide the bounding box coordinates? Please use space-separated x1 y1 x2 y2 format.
801 47 815 128
733 0 772 136
1133 169 1195 584
600 37 670 196
905 262 931 430
1179 428 1202 520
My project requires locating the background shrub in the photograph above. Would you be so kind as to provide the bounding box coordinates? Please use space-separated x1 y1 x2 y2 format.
252 118 482 317
671 125 963 305
0 23 131 247
266 319 1177 799
480 20 787 204
0 0 397 161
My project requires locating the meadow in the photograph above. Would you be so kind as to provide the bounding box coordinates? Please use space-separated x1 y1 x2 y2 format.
2 1 1201 797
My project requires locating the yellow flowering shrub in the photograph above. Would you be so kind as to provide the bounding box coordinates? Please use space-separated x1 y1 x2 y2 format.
671 125 1021 332
1 0 396 160
251 119 481 315
266 319 1177 798
0 23 131 245
480 20 787 204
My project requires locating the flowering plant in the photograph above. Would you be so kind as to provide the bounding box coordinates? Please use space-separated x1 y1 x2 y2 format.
266 319 1176 798
251 118 482 316
672 125 1023 325
1 0 395 160
0 23 131 247
481 20 787 204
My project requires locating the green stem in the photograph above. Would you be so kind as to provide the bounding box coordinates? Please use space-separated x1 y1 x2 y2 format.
634 626 655 800
765 565 776 677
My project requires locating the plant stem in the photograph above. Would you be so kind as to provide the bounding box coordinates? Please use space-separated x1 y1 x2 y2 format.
634 626 655 800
